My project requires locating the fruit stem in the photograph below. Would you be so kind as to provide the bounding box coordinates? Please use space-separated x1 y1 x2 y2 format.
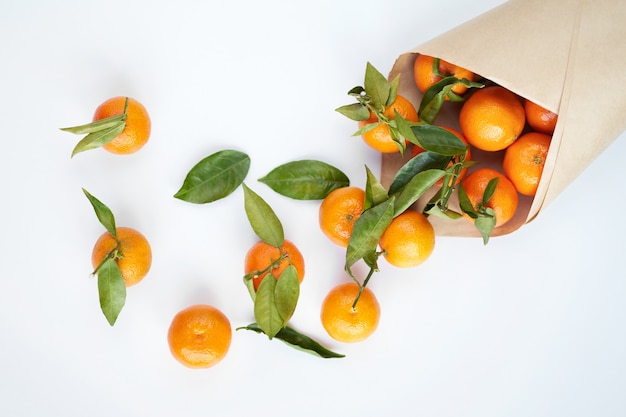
351 265 376 310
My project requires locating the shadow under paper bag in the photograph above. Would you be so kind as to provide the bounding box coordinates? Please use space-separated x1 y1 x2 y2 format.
381 0 626 237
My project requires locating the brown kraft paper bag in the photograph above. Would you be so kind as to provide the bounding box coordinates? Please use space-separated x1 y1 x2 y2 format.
381 0 626 237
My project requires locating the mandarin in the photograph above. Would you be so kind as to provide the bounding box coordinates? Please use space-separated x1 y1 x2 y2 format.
358 95 418 153
93 96 151 155
524 99 558 135
244 239 305 291
319 186 365 247
379 211 435 268
320 282 380 343
167 304 232 369
459 86 525 151
413 54 475 96
503 132 551 196
460 168 519 228
91 226 152 287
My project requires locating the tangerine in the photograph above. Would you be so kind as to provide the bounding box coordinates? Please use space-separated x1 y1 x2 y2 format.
320 282 380 343
93 96 151 155
244 239 305 291
91 226 152 287
413 54 475 96
379 211 435 268
524 99 558 135
503 132 551 196
167 304 232 369
319 186 365 247
459 86 525 151
460 168 519 228
358 95 418 153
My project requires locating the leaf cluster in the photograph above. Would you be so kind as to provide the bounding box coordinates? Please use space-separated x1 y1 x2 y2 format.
82 188 126 326
61 97 129 157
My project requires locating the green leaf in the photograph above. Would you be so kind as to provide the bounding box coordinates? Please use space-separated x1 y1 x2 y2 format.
274 265 300 324
364 165 388 210
242 183 284 248
458 183 477 217
387 73 400 107
482 177 500 206
173 149 250 204
410 125 467 156
475 208 496 245
238 323 345 358
60 113 126 135
335 103 371 121
345 197 395 273
97 258 126 326
364 62 390 110
254 274 284 339
71 122 126 157
393 169 445 216
388 151 450 195
259 160 350 200
419 76 484 124
82 188 117 239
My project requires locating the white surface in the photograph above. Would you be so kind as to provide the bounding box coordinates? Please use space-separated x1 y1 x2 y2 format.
1 1 625 416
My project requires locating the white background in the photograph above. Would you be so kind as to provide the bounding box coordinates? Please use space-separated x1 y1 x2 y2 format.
1 0 625 416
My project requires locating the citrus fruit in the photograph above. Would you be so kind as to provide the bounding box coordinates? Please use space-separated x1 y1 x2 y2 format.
358 94 418 153
91 226 152 287
411 126 472 186
379 211 435 268
413 54 475 96
460 168 519 227
524 99 558 135
503 132 551 196
320 282 380 343
244 239 305 291
167 304 232 369
93 96 151 155
319 186 365 247
459 86 525 151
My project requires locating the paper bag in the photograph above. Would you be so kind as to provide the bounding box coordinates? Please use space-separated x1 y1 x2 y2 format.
381 0 626 237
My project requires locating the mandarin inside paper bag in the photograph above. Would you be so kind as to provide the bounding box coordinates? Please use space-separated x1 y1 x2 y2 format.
381 0 626 237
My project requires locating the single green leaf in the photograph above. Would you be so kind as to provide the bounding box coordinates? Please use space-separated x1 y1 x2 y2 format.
387 73 400 107
243 272 257 302
388 151 450 195
259 160 350 200
345 197 395 272
394 110 419 147
393 169 445 216
173 149 250 204
418 76 459 124
475 208 496 245
352 121 380 137
410 125 467 156
97 258 126 326
238 323 345 358
274 265 300 324
254 275 285 339
242 184 284 248
425 204 464 220
82 188 117 239
458 183 477 218
364 165 388 210
60 113 126 135
482 177 500 206
364 62 390 110
71 122 126 157
335 103 371 121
